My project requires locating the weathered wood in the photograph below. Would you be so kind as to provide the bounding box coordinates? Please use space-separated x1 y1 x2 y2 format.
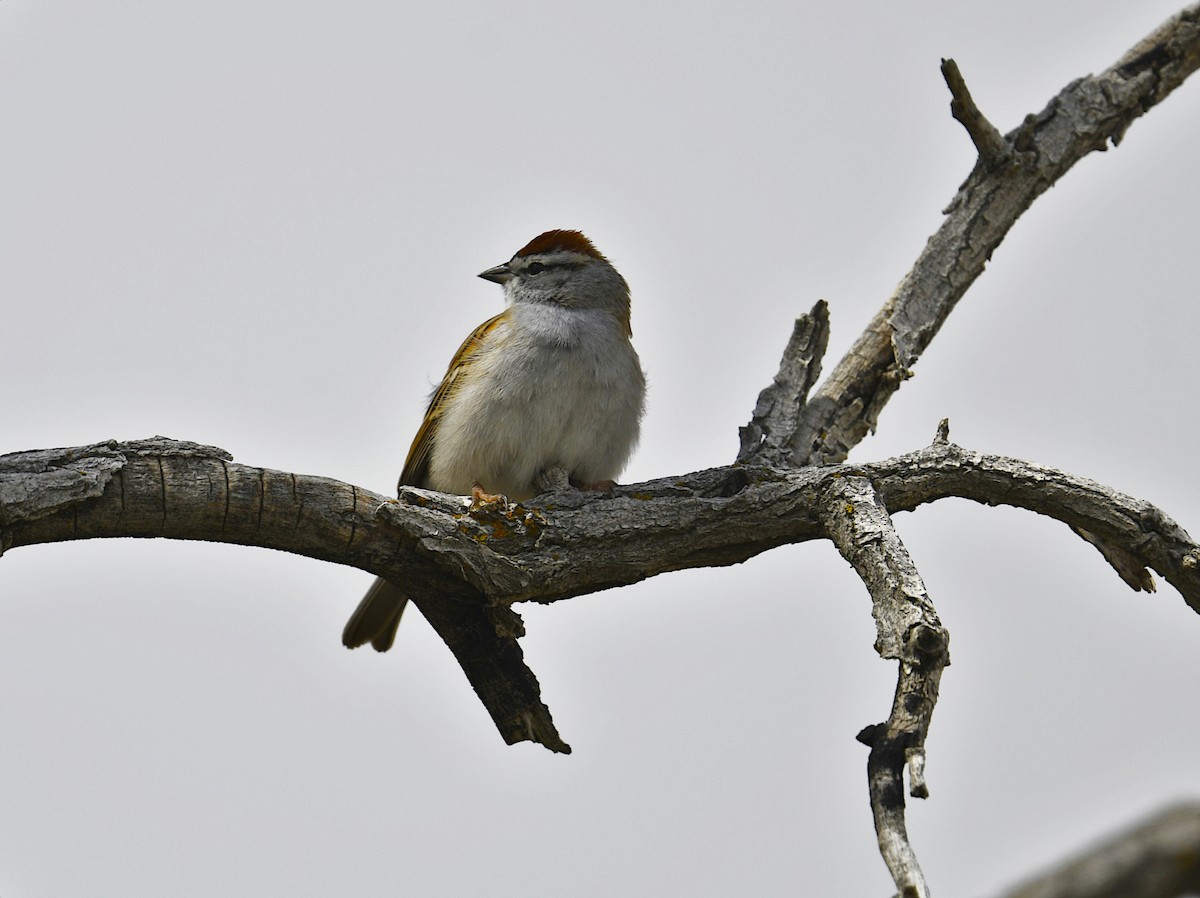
994 803 1200 898
6 438 1196 614
774 4 1200 467
820 475 948 898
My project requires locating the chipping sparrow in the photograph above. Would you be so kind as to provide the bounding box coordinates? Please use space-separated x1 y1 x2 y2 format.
342 230 646 651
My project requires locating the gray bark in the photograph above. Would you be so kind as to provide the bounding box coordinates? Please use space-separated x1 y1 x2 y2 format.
739 4 1200 469
994 804 1200 898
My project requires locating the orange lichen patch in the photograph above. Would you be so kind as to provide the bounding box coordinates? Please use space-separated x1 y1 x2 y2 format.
515 229 606 261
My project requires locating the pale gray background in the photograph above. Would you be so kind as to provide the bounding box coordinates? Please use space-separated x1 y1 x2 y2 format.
2 2 1199 895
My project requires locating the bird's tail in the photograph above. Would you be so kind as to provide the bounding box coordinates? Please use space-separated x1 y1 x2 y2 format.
342 577 408 652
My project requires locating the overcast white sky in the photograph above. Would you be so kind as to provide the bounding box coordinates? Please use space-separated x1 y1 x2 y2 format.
3 2 1199 895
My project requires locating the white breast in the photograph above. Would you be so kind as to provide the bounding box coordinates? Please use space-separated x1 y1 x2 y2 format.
426 304 645 499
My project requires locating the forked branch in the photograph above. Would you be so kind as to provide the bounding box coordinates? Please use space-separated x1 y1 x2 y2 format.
739 3 1200 468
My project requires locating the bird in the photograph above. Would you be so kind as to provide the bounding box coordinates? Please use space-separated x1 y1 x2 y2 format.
342 229 646 651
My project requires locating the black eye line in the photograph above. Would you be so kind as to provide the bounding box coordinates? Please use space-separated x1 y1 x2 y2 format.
522 260 587 277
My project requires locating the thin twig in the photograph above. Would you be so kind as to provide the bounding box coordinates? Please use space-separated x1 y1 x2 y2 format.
941 58 1008 166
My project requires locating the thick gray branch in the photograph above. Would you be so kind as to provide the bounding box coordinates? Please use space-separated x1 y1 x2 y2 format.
820 477 948 898
994 803 1200 898
869 443 1200 611
3 435 1198 760
5 439 1197 615
0 438 569 753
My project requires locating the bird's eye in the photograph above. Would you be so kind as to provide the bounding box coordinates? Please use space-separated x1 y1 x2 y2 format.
525 261 546 275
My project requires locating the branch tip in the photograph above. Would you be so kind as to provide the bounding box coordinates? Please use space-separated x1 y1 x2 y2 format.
906 747 929 799
940 57 1008 165
737 298 831 466
933 418 950 446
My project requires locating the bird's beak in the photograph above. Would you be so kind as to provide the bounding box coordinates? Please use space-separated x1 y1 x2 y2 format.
478 263 513 285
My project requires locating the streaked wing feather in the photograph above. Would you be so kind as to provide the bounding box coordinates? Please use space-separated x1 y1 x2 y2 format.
398 312 505 489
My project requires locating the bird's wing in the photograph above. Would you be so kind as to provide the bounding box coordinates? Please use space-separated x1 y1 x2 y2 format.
398 312 506 490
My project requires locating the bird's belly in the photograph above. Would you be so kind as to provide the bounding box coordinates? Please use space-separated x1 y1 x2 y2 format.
426 338 643 500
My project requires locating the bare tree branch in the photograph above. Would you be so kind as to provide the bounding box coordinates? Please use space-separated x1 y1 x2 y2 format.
3 434 1197 733
737 299 829 466
733 10 1200 881
0 438 571 753
940 58 1007 166
4 6 1199 894
994 803 1200 898
6 438 1198 612
820 476 948 898
11 428 1193 882
779 3 1200 466
869 442 1200 612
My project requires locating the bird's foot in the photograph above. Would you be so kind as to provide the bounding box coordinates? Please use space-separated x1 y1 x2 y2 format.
470 482 510 510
